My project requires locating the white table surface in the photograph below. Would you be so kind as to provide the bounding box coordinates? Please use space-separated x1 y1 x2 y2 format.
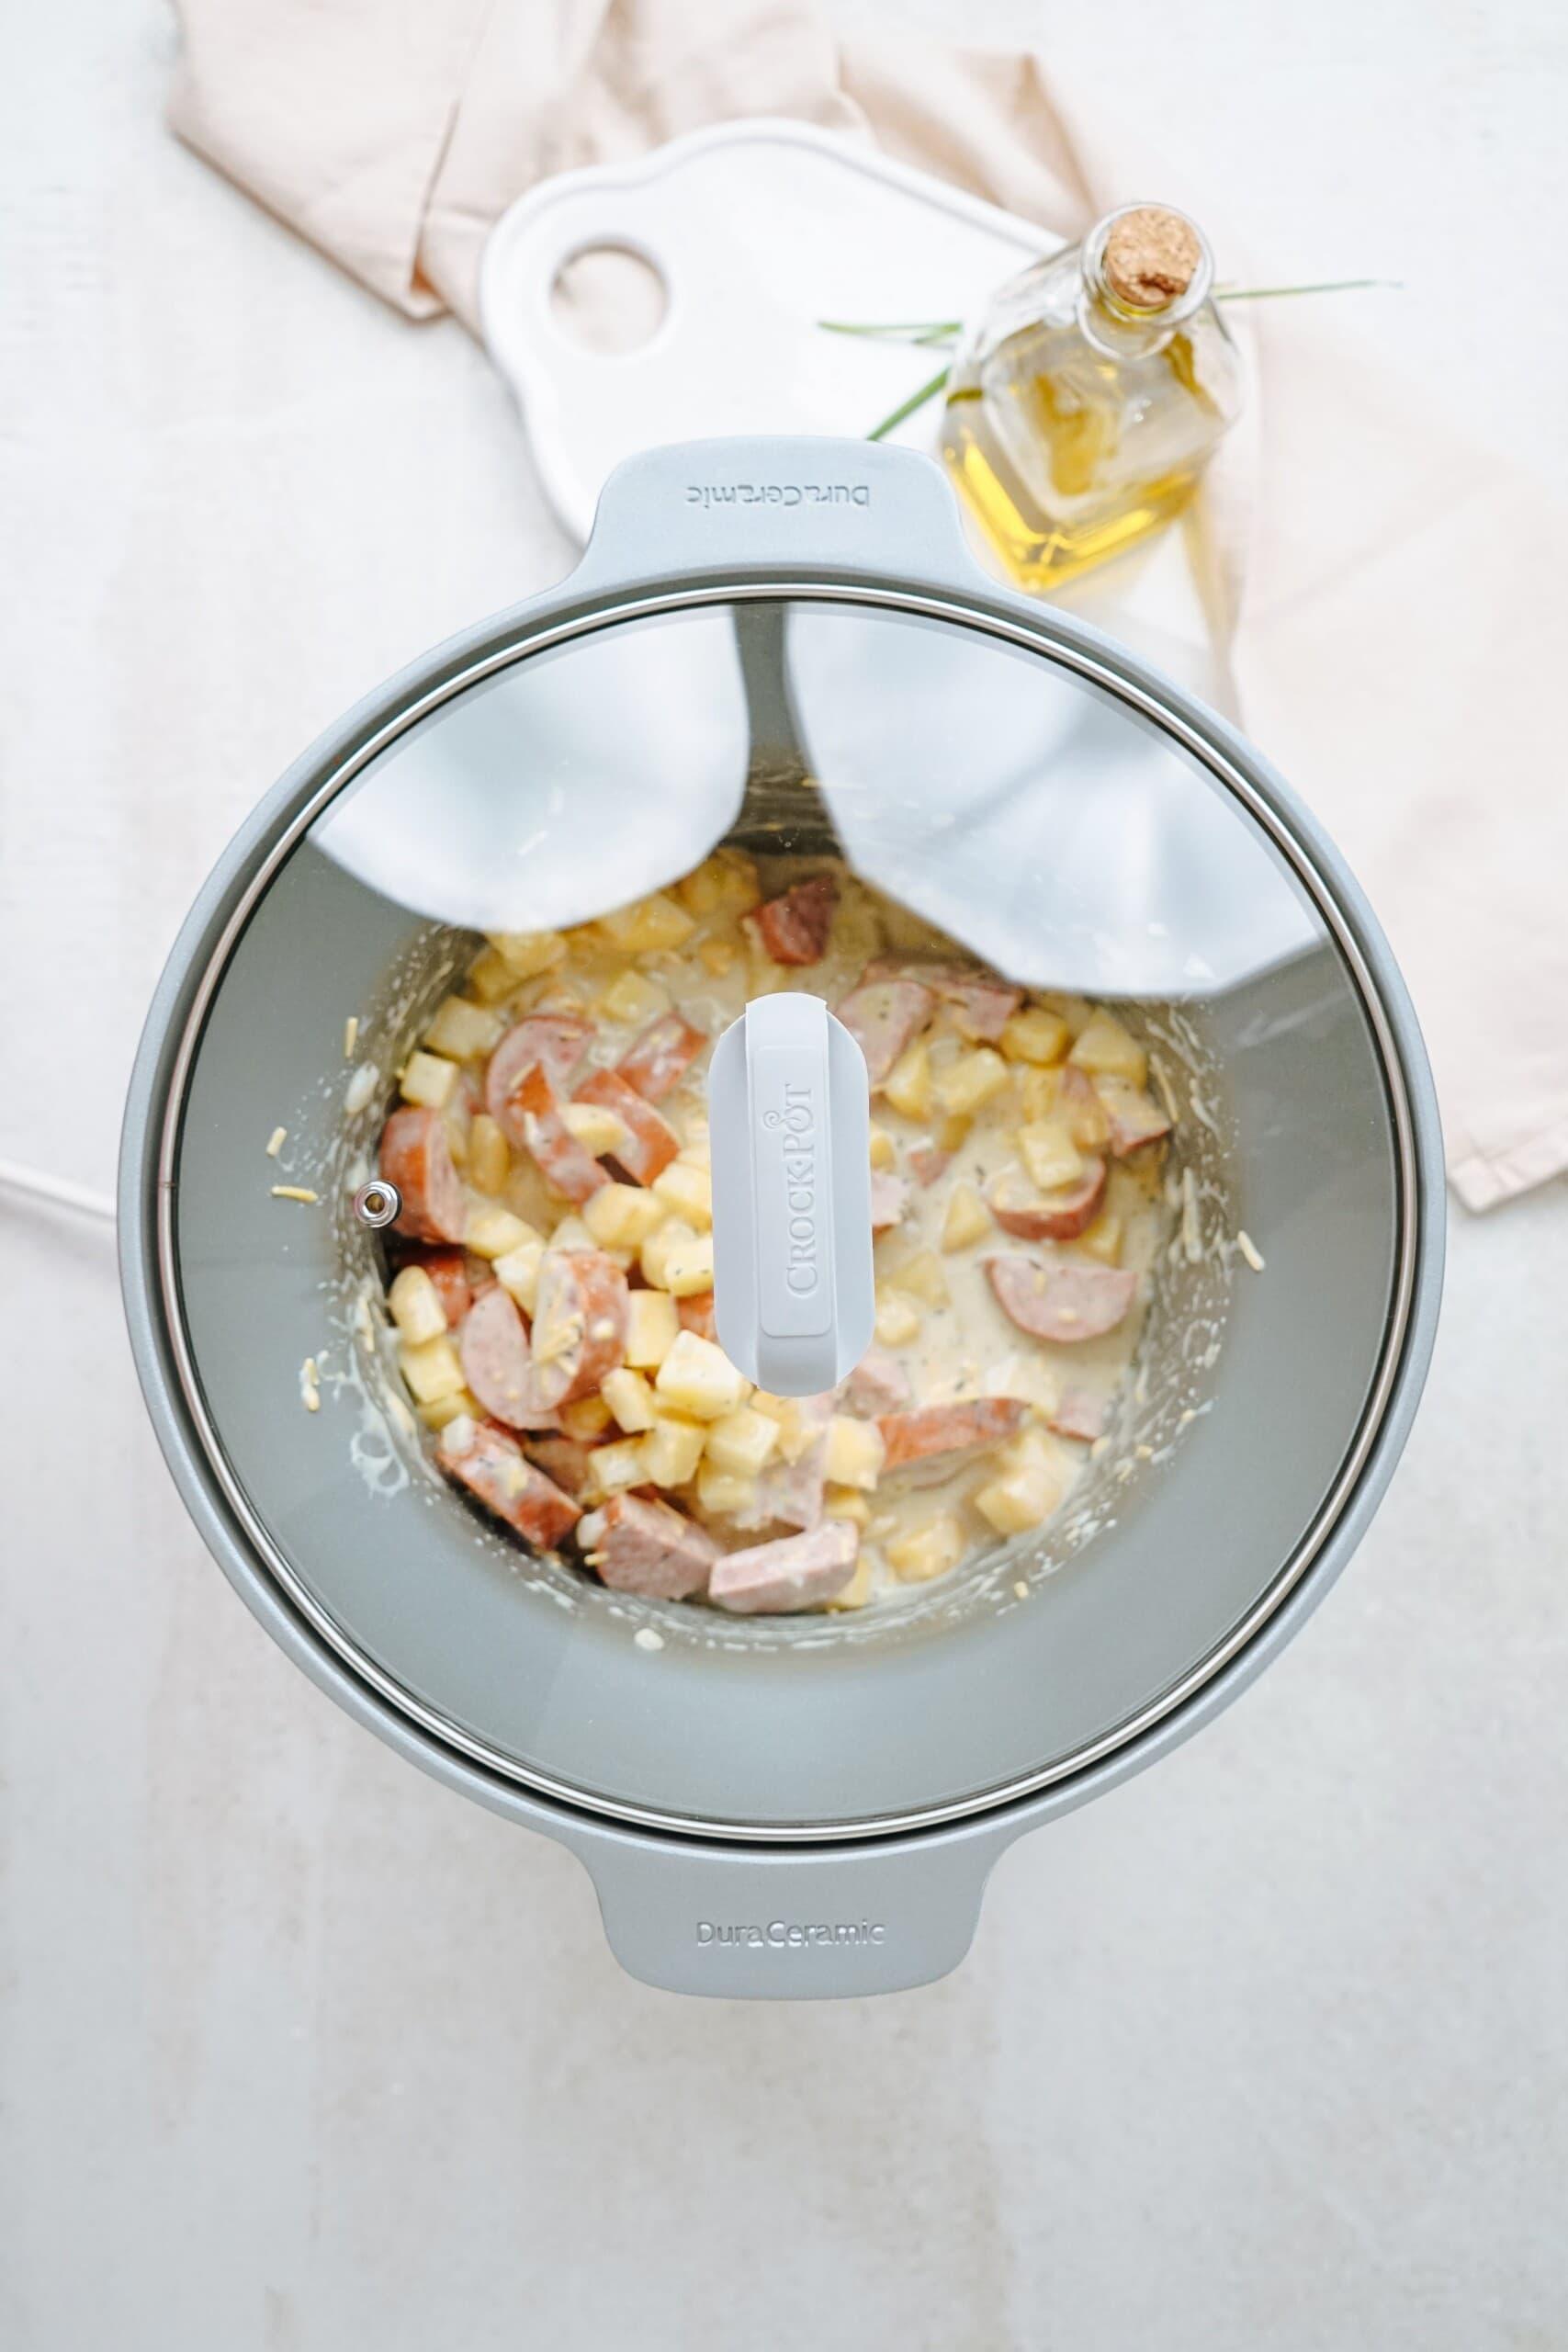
2 3 1564 2345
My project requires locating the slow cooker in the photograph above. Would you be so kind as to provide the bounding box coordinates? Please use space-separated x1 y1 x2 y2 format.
120 437 1443 1997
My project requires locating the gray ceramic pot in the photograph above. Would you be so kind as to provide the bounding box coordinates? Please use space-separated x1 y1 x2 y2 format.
119 438 1442 1997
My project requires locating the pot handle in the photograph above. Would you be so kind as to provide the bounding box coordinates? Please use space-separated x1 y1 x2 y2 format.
567 435 987 597
562 1819 1010 1999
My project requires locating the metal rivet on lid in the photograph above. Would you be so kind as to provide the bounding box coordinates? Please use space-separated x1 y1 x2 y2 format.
352 1178 401 1229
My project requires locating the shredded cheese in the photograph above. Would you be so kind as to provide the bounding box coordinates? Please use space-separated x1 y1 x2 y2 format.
1236 1229 1266 1273
265 1125 287 1158
271 1184 319 1204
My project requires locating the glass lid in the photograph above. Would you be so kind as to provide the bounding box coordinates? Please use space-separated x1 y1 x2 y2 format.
164 591 1410 1838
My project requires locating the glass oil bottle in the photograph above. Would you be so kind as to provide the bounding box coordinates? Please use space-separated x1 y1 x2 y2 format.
942 204 1243 588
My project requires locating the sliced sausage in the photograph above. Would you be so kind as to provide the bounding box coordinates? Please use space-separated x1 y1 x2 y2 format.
1049 1387 1108 1443
577 1493 719 1600
877 1396 1029 1472
574 1067 680 1186
870 1170 909 1236
522 1432 603 1498
378 1106 467 1244
987 1156 1107 1242
908 1143 952 1188
412 1247 471 1327
616 1012 706 1103
750 873 838 966
843 1348 910 1416
986 1256 1138 1343
484 1012 594 1130
458 1284 560 1428
707 1521 859 1614
505 1062 609 1204
676 1291 717 1343
835 976 934 1086
1099 1079 1173 1158
436 1416 581 1549
867 958 1021 1042
528 1247 629 1409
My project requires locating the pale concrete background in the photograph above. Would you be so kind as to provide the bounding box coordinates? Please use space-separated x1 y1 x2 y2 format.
2 3 1564 2346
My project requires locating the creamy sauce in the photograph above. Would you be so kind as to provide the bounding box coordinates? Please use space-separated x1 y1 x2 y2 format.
377 855 1177 1611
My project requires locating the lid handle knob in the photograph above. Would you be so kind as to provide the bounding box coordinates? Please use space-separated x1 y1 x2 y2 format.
707 993 874 1396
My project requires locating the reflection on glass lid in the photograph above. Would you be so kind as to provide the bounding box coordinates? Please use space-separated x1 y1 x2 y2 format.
313 601 1315 999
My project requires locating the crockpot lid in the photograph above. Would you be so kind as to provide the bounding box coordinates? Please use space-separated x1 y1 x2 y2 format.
164 583 1409 1838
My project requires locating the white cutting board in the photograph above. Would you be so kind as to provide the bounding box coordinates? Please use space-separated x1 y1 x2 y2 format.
478 118 1221 694
479 119 1048 544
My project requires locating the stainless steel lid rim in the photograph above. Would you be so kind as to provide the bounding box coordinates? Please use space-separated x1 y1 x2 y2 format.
121 564 1442 1848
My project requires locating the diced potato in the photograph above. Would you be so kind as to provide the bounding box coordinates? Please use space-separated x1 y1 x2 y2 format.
563 1100 629 1157
1018 1065 1063 1124
387 1265 447 1347
868 1123 897 1171
934 1046 1010 1119
624 1288 680 1370
547 1214 598 1253
641 1220 715 1297
1000 1006 1070 1066
601 1367 659 1434
466 1204 536 1261
677 848 759 918
1078 1210 1124 1266
398 1334 465 1405
976 1428 1070 1536
650 1159 712 1230
442 1081 473 1167
399 1050 457 1110
585 1438 648 1498
892 1250 948 1308
750 1393 811 1462
655 1329 749 1420
643 1413 707 1488
416 1387 484 1432
704 1405 782 1479
1069 1011 1147 1089
467 1113 511 1197
695 1459 758 1517
825 1549 874 1608
824 1487 872 1528
1018 1121 1085 1193
486 930 568 980
882 1039 931 1121
886 1513 966 1584
698 938 738 976
1063 1087 1111 1152
824 1415 886 1492
599 968 669 1027
1043 991 1094 1041
465 945 519 1004
934 1112 972 1156
423 995 503 1062
874 1288 921 1348
582 1182 667 1250
560 1394 615 1441
597 891 694 955
941 1181 991 1252
491 1249 542 1326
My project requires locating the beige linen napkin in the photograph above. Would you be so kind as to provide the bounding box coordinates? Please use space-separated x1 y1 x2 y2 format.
170 0 1566 1210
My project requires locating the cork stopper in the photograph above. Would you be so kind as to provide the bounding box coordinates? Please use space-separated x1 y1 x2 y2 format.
1102 208 1202 311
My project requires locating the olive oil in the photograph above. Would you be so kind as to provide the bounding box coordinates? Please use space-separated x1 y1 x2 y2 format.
942 205 1242 589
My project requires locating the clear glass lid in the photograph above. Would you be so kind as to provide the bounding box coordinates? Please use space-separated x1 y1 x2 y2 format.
165 592 1409 1838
